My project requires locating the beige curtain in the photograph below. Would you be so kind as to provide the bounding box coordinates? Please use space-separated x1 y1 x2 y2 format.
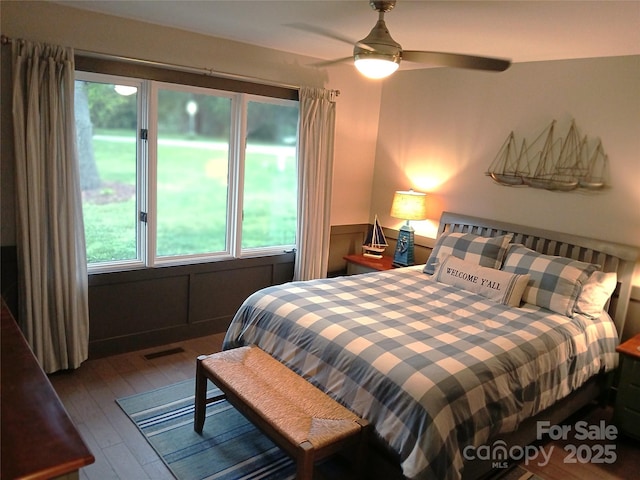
294 87 337 281
12 39 89 373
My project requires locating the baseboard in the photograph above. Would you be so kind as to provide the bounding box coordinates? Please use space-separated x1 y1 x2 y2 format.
89 316 229 358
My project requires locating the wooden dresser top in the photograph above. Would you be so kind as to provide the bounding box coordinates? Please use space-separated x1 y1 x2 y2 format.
1 299 94 479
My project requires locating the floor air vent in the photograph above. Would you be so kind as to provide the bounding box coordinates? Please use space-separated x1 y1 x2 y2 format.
144 347 185 360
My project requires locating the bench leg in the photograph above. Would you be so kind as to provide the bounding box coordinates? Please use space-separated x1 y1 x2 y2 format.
296 441 315 480
354 419 370 480
194 355 208 434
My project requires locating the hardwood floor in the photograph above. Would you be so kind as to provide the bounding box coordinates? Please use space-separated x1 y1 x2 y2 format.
48 333 225 480
48 335 639 480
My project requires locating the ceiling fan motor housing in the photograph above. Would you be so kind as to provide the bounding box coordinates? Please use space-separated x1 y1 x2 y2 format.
354 18 402 63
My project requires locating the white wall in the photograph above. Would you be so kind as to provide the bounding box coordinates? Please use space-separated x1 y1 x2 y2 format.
371 56 640 284
0 0 381 245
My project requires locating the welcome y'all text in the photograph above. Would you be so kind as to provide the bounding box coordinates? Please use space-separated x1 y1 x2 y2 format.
444 267 501 290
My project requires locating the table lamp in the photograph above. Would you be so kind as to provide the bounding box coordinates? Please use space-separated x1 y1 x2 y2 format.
390 190 428 267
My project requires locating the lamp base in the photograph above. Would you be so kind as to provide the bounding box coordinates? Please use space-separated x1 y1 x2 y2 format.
393 224 415 267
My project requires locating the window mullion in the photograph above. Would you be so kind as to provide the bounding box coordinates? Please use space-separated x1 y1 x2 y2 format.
145 81 158 267
228 94 246 258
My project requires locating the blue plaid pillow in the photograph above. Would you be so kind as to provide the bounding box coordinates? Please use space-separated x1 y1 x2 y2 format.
501 244 599 317
423 232 512 275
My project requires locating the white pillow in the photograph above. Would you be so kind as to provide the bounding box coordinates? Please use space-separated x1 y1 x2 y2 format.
434 255 530 307
574 271 617 318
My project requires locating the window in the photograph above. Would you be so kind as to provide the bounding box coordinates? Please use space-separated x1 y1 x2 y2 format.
75 74 142 267
154 85 232 258
242 99 298 250
75 71 299 272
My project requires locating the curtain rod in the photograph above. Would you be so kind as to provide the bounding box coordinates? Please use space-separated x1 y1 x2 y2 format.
1 34 340 97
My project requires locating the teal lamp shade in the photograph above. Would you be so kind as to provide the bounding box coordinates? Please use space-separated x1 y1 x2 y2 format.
390 190 428 267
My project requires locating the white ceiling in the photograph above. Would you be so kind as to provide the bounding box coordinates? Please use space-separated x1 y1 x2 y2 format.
56 0 640 68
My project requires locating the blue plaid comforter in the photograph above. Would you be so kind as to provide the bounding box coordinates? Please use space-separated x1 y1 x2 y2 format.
223 266 618 480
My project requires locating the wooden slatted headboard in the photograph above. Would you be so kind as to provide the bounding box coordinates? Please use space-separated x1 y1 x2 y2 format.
438 212 639 338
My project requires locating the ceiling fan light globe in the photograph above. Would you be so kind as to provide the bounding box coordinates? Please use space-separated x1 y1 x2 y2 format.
354 56 400 79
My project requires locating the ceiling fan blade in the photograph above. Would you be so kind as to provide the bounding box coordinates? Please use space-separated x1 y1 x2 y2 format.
287 23 354 48
402 50 511 72
309 57 354 68
286 23 375 52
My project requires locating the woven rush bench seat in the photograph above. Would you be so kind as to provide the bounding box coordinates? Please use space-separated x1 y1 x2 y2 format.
194 345 369 480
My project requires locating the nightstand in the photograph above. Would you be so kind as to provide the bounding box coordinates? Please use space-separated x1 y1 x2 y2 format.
614 333 640 440
343 254 394 275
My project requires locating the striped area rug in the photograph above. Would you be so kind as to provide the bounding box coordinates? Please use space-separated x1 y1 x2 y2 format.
118 379 546 480
117 379 296 480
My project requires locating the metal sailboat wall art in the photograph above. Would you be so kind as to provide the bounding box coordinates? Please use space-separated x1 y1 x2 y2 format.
362 215 388 258
486 119 609 192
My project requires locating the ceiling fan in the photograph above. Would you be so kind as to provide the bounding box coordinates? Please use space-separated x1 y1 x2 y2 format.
306 0 511 79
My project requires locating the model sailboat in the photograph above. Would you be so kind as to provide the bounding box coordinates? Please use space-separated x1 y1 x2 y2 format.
363 215 388 258
578 139 608 189
486 131 529 185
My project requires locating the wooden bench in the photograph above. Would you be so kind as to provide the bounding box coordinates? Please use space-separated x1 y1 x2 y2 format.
194 345 369 479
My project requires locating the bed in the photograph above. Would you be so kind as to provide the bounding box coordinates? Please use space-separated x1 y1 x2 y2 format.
222 212 638 480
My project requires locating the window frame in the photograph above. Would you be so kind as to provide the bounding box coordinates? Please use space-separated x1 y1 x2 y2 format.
75 71 148 273
149 81 238 267
238 94 300 258
75 58 299 274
